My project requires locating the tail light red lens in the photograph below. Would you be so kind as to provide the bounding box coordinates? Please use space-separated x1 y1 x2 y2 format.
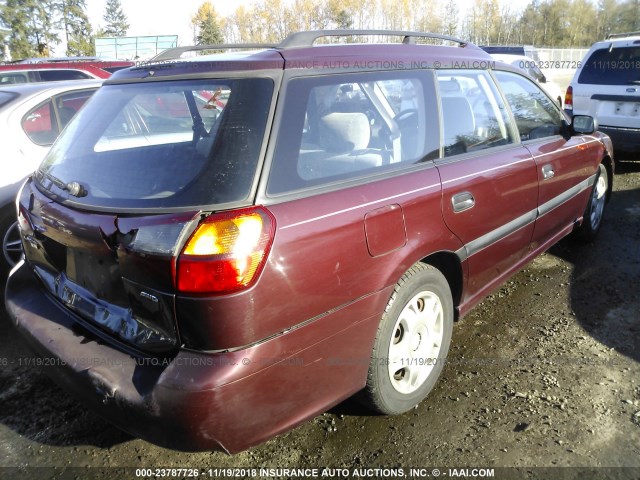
175 207 275 293
565 86 573 111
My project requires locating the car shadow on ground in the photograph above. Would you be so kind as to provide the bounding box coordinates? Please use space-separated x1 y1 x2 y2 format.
548 160 640 363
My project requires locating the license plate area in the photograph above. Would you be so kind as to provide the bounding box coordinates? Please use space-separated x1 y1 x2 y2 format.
614 101 640 116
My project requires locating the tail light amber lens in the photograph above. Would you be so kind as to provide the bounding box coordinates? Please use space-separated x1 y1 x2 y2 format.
175 207 275 293
565 86 573 111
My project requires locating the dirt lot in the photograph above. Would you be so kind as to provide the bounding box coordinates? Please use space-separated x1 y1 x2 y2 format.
1 161 639 480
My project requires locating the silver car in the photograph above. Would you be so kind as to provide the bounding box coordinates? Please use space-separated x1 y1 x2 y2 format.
1 79 101 269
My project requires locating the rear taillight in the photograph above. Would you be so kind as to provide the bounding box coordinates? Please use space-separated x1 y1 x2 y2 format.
564 85 573 111
175 207 275 293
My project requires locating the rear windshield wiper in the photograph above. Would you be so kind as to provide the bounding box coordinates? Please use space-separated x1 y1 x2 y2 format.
37 170 87 197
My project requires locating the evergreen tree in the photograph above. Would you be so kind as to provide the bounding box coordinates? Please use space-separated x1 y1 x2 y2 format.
62 0 94 55
193 1 223 45
103 0 128 37
32 0 60 55
1 0 38 58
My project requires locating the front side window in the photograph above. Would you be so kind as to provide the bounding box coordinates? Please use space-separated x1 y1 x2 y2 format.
268 71 438 195
437 70 515 157
36 78 273 209
495 71 564 141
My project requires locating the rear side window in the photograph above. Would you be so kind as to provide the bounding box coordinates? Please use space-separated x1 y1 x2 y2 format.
495 71 564 141
37 78 273 209
578 47 640 85
268 71 439 195
38 70 93 81
55 89 96 129
22 89 96 145
436 70 515 157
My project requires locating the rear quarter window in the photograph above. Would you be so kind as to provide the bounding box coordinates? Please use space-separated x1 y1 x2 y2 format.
22 100 59 145
268 71 439 195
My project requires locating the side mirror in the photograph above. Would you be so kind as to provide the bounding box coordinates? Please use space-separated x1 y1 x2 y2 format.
572 115 597 134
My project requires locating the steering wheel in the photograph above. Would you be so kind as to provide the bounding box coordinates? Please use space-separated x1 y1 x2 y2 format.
394 109 418 126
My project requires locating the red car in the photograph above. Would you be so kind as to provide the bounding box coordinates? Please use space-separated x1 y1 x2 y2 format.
5 30 613 453
0 59 134 84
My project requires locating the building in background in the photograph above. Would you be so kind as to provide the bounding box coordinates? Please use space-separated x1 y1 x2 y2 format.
95 35 178 61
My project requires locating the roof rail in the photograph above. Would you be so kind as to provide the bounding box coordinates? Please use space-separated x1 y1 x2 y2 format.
278 29 469 48
150 44 278 62
606 31 640 40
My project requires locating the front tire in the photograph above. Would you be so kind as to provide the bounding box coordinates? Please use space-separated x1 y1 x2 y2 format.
361 263 453 414
574 163 608 243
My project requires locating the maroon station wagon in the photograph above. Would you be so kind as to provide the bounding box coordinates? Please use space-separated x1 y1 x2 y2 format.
5 30 613 453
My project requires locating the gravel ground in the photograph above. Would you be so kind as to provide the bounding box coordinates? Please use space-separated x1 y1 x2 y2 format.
1 160 639 480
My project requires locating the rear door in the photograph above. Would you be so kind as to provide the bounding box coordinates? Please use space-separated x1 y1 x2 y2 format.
435 70 538 305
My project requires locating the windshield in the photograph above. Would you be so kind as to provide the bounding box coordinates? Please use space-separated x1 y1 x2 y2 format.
578 46 640 85
36 78 274 209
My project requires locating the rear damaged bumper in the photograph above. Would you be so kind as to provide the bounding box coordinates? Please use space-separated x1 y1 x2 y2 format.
5 261 384 452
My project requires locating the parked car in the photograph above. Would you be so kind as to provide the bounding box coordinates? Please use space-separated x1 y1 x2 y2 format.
0 59 133 84
490 53 564 106
0 79 101 269
5 30 613 453
481 44 540 61
565 31 640 154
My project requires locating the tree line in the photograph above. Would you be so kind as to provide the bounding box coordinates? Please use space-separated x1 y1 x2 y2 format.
2 0 640 61
0 0 128 59
218 0 640 47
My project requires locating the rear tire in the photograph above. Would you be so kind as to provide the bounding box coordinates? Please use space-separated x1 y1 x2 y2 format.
360 263 453 415
574 163 608 243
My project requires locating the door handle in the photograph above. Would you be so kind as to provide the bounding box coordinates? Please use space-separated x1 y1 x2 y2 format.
542 164 555 179
452 192 475 213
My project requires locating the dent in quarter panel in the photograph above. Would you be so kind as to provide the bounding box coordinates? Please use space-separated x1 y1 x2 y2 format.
364 204 407 257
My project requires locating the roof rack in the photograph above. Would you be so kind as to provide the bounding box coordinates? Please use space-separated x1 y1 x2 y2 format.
150 44 277 62
150 30 471 63
606 31 640 40
278 29 469 48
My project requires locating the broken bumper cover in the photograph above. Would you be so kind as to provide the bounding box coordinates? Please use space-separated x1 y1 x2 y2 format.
5 261 378 452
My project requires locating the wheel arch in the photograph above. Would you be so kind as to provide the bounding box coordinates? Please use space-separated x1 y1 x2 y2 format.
418 251 463 320
601 155 614 203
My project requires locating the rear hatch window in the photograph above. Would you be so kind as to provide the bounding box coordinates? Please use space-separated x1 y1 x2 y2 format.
35 78 274 210
578 46 640 85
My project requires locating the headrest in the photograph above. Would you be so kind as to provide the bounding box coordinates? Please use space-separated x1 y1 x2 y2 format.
318 112 370 152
